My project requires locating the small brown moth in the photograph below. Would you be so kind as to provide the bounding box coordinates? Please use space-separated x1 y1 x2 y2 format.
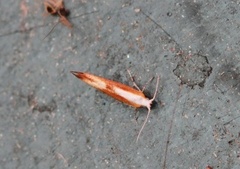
43 0 72 28
71 71 160 142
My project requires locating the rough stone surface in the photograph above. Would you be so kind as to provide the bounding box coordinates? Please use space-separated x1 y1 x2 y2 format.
1 0 240 169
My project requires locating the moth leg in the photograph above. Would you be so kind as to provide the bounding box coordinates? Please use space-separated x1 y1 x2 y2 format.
127 69 154 92
59 16 72 28
141 77 154 92
127 69 141 91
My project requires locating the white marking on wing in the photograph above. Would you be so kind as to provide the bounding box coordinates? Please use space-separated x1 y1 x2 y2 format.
113 87 150 107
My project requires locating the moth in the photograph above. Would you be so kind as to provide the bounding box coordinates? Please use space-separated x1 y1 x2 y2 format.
43 0 72 28
71 71 159 141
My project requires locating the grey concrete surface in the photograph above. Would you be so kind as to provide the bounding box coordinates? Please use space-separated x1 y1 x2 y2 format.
1 0 240 168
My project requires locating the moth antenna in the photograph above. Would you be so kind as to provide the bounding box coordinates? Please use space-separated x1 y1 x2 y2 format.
70 10 99 20
136 75 159 142
43 10 98 39
43 21 59 40
136 107 151 142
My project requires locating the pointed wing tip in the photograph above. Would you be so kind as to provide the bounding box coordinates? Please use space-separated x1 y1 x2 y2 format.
70 71 78 76
71 71 84 78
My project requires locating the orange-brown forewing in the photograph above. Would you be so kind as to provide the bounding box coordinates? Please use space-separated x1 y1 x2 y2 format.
71 71 146 108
